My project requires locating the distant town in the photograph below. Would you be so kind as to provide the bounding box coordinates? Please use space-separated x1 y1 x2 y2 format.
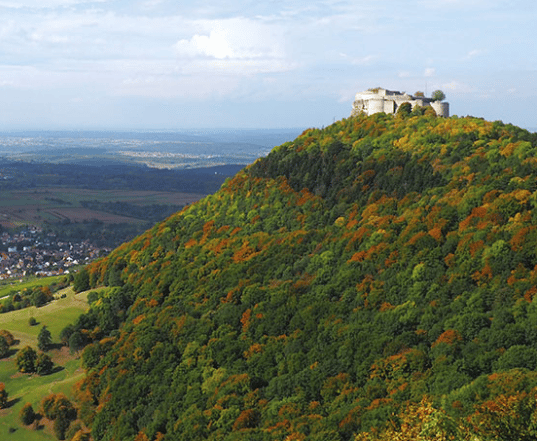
0 227 109 280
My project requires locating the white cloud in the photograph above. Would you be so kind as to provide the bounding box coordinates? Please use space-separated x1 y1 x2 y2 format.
441 80 473 93
350 55 376 66
424 67 436 77
464 49 483 60
139 0 163 10
175 18 285 60
176 32 234 59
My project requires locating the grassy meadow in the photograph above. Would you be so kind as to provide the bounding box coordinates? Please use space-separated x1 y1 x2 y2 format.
0 276 66 302
0 281 95 440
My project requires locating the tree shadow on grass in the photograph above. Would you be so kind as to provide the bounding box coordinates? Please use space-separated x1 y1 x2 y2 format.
5 396 21 408
50 365 65 375
49 343 64 351
33 413 45 431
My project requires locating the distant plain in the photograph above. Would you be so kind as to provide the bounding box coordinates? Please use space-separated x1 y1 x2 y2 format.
0 188 204 229
0 129 301 232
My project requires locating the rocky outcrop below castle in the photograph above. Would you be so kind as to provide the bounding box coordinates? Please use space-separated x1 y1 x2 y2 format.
351 87 449 117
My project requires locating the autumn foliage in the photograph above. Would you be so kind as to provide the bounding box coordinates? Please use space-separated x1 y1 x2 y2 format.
63 113 537 440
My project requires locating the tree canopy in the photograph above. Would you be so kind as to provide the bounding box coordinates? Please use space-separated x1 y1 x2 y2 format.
432 89 446 101
61 112 537 440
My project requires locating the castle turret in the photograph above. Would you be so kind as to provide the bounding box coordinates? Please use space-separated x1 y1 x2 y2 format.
431 101 449 117
368 99 385 115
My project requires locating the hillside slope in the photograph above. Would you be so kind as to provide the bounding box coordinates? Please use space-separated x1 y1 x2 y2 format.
70 112 537 440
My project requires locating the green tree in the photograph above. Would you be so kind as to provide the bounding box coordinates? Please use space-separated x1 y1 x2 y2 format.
0 336 9 358
60 324 75 346
15 346 37 373
73 268 90 293
20 402 36 425
432 90 446 101
38 325 52 351
495 345 537 371
42 394 58 420
81 343 101 369
69 331 85 353
35 352 54 375
0 383 8 408
0 329 15 345
54 412 72 440
41 394 77 440
32 288 49 307
411 105 427 116
396 102 412 117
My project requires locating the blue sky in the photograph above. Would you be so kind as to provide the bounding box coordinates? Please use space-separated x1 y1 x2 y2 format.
0 0 535 130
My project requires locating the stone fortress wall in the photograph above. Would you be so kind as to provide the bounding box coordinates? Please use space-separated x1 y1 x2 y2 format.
351 88 449 117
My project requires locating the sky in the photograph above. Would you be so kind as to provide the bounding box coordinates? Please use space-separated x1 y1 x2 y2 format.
0 0 535 130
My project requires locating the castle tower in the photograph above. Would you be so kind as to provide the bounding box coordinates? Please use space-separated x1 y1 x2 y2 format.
431 101 449 117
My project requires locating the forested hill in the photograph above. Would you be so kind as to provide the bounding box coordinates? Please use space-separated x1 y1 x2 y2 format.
71 112 537 440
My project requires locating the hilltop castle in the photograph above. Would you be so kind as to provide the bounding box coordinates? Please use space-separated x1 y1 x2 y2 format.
351 88 449 117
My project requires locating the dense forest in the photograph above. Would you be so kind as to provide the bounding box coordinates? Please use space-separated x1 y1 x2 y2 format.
0 161 243 194
64 111 537 440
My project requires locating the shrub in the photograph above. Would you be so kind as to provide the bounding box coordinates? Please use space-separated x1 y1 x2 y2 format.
0 383 8 408
0 336 9 358
20 403 36 425
411 105 427 116
0 330 15 345
87 291 99 304
424 106 437 117
397 102 412 117
35 353 54 375
15 346 37 373
41 394 57 419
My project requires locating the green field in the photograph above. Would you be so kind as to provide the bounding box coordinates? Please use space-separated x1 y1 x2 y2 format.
0 276 66 301
0 281 94 440
0 287 89 344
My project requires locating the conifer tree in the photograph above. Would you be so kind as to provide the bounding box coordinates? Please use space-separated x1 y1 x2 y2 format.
38 325 52 352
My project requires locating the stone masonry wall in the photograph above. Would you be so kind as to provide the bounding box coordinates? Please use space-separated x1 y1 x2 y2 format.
351 88 449 117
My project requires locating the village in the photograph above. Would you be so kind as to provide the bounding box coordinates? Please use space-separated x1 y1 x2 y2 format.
0 227 110 280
